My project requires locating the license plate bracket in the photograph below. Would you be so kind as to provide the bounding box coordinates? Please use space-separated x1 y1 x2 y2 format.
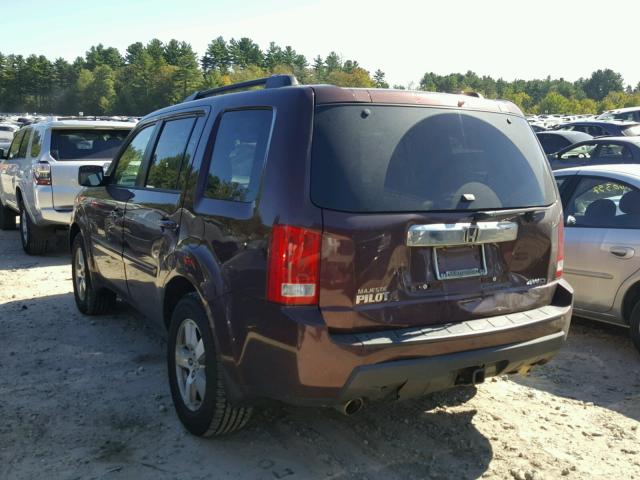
433 244 487 280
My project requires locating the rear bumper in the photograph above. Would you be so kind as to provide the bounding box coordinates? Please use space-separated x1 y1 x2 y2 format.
230 280 573 406
36 207 71 226
338 331 564 403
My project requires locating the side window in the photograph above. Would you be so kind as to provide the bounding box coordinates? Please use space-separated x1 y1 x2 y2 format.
204 109 273 202
555 177 567 192
30 129 42 158
8 130 25 159
113 126 155 186
565 177 640 228
594 143 632 162
560 143 597 160
145 117 196 190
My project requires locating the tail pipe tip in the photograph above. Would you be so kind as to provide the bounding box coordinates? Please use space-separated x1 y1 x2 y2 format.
334 398 364 416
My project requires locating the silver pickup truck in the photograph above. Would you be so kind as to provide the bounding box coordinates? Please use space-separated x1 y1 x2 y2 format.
0 118 134 254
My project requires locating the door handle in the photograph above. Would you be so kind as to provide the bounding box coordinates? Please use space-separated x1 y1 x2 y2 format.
159 219 179 231
610 246 635 259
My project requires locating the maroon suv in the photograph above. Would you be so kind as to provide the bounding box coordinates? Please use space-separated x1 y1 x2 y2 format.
70 75 573 436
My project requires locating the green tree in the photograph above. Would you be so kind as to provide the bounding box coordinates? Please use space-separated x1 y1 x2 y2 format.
583 69 624 101
373 69 389 88
201 36 230 74
228 37 263 68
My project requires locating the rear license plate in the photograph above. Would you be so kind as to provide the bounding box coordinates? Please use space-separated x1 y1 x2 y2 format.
433 245 487 280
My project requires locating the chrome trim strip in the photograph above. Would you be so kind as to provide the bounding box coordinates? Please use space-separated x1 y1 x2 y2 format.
407 221 518 247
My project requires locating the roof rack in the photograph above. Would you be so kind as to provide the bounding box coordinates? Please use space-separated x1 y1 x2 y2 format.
183 74 298 102
43 116 132 122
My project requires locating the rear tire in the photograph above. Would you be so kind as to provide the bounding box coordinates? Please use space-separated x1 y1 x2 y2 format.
0 201 16 230
71 234 116 315
168 293 252 437
19 206 49 255
630 301 640 353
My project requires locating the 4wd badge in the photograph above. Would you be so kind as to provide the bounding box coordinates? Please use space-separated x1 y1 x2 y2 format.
355 287 390 305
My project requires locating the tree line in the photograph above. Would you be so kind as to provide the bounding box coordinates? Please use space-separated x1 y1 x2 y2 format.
0 36 638 116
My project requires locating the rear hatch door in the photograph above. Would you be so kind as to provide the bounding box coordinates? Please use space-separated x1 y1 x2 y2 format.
49 128 130 209
312 104 561 331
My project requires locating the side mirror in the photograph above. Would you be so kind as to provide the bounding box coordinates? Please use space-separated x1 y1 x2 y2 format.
78 165 104 187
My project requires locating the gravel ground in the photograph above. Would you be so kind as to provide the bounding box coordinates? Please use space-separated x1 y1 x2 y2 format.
0 227 639 480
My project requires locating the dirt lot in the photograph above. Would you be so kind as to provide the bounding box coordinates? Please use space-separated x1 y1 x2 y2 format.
0 228 639 480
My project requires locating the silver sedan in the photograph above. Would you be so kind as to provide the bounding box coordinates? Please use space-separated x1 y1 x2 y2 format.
555 164 640 352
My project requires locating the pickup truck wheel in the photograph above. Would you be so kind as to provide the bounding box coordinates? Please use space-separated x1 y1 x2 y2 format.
630 301 640 353
168 293 252 437
19 207 49 255
71 234 116 315
0 202 16 230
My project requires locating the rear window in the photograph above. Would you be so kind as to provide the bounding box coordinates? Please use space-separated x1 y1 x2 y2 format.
311 105 556 213
50 129 130 161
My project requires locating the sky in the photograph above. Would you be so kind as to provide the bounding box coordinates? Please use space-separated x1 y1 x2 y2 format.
2 0 639 88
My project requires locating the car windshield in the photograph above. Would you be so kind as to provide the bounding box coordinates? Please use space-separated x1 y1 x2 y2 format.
311 105 556 213
50 129 130 161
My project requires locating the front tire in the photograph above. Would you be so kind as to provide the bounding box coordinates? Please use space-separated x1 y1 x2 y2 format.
167 293 252 437
71 234 116 315
19 206 49 254
630 301 640 353
0 201 16 230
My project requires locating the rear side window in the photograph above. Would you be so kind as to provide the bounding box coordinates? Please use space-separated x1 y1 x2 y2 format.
145 117 196 190
565 177 640 229
30 130 42 158
113 126 154 186
50 129 129 161
595 143 632 161
204 109 273 202
17 128 31 158
311 105 556 213
8 129 25 159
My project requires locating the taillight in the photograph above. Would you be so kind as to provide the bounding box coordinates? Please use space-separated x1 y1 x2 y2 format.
556 220 564 278
266 225 321 305
33 162 51 186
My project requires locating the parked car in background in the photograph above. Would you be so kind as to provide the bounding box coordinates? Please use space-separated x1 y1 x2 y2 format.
552 120 640 137
555 165 640 352
548 137 640 170
0 117 134 253
530 124 547 132
598 107 640 123
69 75 572 437
0 123 19 152
536 130 592 155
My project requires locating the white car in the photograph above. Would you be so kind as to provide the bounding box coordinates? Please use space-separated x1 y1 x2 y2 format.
0 118 135 254
555 164 640 352
598 106 640 123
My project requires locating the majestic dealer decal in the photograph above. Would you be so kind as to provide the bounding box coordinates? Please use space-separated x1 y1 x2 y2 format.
355 287 390 305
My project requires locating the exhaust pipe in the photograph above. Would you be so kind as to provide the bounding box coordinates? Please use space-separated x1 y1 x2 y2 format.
334 398 364 416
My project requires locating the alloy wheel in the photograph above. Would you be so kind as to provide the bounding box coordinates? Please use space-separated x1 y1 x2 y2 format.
175 319 206 411
20 210 28 244
74 247 87 301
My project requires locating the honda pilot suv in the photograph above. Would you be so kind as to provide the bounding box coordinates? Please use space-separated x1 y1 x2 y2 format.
0 117 134 253
69 75 573 436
